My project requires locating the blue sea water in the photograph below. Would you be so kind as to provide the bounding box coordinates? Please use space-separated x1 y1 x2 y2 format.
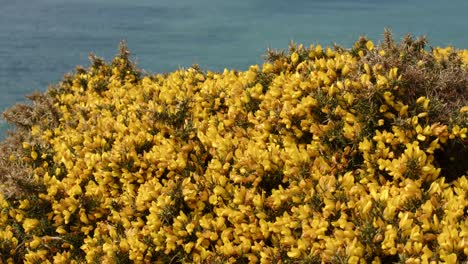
1 0 467 139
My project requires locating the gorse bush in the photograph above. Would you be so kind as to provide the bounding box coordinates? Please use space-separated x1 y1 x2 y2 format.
0 30 467 263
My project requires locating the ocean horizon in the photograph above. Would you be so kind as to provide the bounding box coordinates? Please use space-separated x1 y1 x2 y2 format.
1 0 468 139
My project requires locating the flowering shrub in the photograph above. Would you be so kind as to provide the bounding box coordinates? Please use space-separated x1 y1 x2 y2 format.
1 31 467 263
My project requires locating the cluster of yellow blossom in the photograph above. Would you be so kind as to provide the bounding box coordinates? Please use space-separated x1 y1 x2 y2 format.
0 36 467 263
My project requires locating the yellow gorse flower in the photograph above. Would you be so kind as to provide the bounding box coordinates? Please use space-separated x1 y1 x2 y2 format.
1 36 467 263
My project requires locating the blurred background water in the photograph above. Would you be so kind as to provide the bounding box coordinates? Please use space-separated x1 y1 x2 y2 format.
1 0 467 139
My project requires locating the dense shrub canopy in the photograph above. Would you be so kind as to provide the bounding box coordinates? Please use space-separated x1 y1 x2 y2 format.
1 31 467 263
